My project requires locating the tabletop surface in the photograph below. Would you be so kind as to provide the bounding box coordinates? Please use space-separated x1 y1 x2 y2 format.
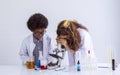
0 63 119 75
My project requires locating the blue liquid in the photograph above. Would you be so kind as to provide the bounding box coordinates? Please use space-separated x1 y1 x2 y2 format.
35 59 40 70
77 64 80 71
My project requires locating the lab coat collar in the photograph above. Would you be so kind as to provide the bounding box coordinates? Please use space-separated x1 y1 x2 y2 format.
29 34 48 57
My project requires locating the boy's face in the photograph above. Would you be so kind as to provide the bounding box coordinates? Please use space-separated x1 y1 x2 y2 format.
33 28 46 40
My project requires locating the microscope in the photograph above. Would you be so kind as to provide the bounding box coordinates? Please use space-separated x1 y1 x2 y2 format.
48 44 66 70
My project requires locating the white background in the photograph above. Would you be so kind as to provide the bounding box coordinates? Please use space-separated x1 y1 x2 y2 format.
0 0 120 65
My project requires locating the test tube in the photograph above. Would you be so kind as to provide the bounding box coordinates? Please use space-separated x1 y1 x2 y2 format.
111 49 115 70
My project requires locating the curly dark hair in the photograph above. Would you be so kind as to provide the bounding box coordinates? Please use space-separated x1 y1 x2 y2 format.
27 13 48 31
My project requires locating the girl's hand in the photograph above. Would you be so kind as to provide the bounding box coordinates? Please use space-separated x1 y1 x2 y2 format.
59 39 67 47
56 37 68 48
56 36 75 54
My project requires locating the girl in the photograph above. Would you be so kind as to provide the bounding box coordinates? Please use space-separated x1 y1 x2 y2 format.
56 20 96 66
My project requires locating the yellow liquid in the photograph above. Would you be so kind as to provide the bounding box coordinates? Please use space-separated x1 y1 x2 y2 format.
26 61 35 69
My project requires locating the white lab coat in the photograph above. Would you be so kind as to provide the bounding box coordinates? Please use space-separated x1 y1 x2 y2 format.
65 28 96 66
19 33 52 64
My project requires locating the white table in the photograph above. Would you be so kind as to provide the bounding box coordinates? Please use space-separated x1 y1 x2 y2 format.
0 64 119 75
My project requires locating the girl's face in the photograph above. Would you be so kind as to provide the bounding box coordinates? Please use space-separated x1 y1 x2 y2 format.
57 35 67 39
33 28 46 40
56 35 68 44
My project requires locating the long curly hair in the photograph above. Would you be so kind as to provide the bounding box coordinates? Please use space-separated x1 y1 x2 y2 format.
57 20 88 51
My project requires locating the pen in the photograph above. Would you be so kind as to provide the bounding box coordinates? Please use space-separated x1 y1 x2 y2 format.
98 66 109 68
55 67 65 71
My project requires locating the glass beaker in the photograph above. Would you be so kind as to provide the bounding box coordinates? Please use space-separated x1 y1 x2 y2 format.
40 58 47 70
26 56 35 69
